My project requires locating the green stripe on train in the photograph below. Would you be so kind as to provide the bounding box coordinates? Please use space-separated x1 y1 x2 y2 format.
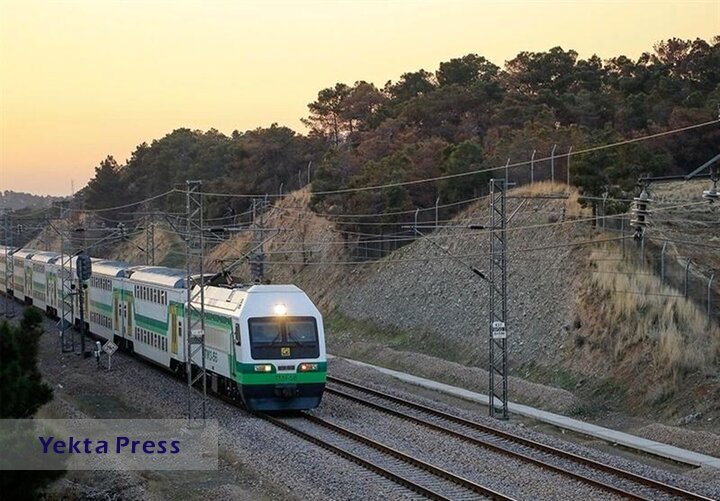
236 371 327 385
232 361 327 385
90 300 113 315
109 290 232 333
135 313 168 336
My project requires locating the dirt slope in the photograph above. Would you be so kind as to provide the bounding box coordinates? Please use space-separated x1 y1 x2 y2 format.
331 182 590 371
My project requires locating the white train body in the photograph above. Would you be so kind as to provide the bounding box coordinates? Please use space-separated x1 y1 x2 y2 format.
2 248 327 411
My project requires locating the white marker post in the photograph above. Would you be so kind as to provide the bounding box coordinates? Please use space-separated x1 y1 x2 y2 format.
102 340 118 370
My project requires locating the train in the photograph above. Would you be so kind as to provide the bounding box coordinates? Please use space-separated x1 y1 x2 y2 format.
0 246 327 411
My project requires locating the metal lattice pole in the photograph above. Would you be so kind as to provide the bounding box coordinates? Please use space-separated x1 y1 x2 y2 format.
185 181 207 421
59 201 75 353
488 179 509 420
145 215 155 265
250 198 266 282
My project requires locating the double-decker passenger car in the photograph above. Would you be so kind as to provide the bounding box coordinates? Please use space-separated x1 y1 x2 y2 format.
1 248 326 411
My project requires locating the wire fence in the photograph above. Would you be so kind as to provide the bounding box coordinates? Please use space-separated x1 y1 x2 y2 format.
603 214 719 327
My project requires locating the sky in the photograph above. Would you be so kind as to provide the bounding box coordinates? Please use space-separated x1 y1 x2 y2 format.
0 0 718 196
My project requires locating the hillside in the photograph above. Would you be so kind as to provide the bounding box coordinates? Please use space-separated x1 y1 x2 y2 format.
200 181 720 424
330 182 588 369
0 190 66 210
204 188 351 309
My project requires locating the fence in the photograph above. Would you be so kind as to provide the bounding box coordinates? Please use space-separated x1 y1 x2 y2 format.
603 213 719 327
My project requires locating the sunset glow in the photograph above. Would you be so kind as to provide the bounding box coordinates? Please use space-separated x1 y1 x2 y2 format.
1 0 718 195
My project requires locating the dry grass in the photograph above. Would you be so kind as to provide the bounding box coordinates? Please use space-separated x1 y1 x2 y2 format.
511 180 570 196
650 179 714 203
590 244 720 384
510 181 589 219
565 190 590 219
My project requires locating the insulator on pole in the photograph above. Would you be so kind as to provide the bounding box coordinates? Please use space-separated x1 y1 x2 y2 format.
631 188 651 225
631 188 652 240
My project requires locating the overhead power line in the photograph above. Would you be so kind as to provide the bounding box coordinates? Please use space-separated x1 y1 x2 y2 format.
68 189 179 214
189 119 719 200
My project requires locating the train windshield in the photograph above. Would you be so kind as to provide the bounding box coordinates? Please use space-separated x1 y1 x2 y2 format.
248 316 319 360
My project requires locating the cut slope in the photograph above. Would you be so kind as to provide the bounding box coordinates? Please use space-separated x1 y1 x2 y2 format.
331 182 591 370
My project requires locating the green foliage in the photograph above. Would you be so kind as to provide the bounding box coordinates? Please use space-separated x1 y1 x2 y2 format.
436 54 499 87
572 128 671 208
80 36 719 256
439 140 488 202
82 125 322 221
0 309 53 418
384 69 436 103
0 309 63 500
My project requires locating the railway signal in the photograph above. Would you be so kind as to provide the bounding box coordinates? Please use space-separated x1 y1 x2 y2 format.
76 251 92 281
76 250 92 358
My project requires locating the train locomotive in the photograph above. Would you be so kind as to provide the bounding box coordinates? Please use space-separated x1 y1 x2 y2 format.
0 246 326 411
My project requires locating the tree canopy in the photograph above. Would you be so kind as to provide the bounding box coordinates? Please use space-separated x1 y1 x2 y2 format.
80 36 720 252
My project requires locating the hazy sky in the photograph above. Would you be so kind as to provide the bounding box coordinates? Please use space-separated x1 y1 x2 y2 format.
1 0 718 195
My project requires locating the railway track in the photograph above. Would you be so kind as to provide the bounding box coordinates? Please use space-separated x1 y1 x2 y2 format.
326 375 713 501
260 412 515 501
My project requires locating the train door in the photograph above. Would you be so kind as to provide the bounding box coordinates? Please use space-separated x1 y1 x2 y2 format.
126 298 133 343
113 295 120 336
48 274 55 310
115 290 130 348
170 305 178 355
25 263 33 303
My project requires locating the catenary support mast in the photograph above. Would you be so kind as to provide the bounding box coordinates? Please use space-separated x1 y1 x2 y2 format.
488 179 509 420
185 181 208 420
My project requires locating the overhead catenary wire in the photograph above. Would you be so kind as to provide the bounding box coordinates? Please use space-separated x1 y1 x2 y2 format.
177 199 710 250
201 236 633 267
31 120 714 226
67 189 179 214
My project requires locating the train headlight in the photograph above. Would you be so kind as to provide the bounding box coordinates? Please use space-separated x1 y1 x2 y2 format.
254 364 273 372
273 304 287 316
298 363 318 372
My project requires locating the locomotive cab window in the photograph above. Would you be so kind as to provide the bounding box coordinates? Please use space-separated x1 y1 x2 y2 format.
248 316 318 360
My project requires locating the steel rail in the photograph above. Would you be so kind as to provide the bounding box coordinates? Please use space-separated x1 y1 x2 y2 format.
261 411 515 501
327 386 648 500
327 376 713 501
260 413 454 500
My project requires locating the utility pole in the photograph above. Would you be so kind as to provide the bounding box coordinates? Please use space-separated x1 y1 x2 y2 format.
58 201 75 353
250 198 266 282
488 178 509 420
185 180 207 421
2 208 16 318
76 251 92 358
145 215 155 265
631 186 651 262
